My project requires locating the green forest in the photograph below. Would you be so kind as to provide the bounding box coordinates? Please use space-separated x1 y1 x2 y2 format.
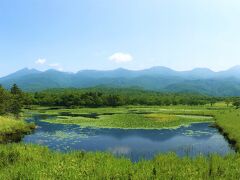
1 84 239 115
1 85 225 109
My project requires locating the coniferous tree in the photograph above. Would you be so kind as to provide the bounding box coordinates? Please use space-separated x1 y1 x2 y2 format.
233 98 240 109
9 84 23 118
11 84 22 95
0 85 10 114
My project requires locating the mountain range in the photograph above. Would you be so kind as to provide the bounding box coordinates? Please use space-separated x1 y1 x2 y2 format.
1 66 240 96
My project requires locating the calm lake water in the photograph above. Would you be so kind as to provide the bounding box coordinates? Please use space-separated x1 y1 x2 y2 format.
23 115 235 161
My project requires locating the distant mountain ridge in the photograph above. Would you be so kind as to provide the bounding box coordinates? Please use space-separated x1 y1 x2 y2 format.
1 66 240 96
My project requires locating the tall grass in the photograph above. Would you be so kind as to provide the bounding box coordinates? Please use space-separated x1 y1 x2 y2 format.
215 109 240 150
0 116 35 143
0 144 240 179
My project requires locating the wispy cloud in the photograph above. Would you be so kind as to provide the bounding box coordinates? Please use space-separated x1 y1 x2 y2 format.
109 52 133 63
35 58 46 65
48 63 63 71
49 63 60 67
35 58 63 71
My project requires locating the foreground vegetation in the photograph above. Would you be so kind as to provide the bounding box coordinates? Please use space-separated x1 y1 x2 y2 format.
215 110 240 150
0 116 35 143
0 143 240 179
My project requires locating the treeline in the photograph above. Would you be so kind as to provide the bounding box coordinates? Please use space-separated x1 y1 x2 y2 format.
29 87 221 107
0 84 24 117
2 85 234 112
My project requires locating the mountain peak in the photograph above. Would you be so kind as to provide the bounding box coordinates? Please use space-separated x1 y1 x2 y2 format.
228 65 240 71
114 68 129 72
147 66 174 71
45 69 60 73
1 68 41 80
16 67 40 73
142 66 177 76
2 66 240 95
191 68 214 73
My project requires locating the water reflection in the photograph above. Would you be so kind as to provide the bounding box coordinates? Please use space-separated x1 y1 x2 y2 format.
23 115 234 161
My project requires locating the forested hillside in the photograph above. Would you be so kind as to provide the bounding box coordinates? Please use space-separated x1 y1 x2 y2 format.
2 67 240 96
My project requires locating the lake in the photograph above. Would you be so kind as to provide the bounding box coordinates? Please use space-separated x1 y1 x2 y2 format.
23 114 235 161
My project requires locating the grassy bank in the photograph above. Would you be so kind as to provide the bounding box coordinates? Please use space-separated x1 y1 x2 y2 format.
32 106 213 129
214 110 240 150
0 116 35 143
0 143 239 179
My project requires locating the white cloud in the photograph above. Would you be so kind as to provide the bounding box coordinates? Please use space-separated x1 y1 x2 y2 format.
35 58 46 65
34 58 63 71
109 52 133 63
35 58 63 71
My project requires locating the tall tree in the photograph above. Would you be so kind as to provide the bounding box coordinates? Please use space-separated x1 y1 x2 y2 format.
11 84 22 95
10 84 23 118
0 85 10 114
225 98 231 107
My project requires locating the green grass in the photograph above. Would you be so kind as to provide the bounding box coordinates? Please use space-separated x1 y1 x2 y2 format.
214 109 240 150
0 116 35 143
0 143 240 179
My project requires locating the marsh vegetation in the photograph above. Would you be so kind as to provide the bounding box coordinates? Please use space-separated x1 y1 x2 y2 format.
1 86 240 179
0 144 240 179
37 107 214 129
0 116 34 143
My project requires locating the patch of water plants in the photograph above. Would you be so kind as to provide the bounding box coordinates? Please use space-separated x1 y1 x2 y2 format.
36 106 214 129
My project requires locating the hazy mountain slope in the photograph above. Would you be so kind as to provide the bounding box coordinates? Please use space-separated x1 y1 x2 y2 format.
1 66 240 96
1 68 41 81
164 78 240 96
0 69 73 91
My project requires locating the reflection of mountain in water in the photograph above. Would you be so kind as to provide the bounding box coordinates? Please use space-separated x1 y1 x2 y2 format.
27 115 214 142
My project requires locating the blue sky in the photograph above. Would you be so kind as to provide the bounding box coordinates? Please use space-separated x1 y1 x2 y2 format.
1 0 240 77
